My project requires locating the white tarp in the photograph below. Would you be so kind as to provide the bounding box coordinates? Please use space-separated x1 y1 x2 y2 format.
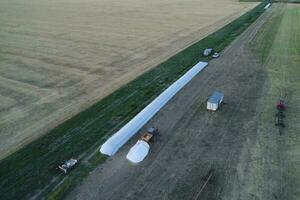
126 140 150 163
100 61 208 156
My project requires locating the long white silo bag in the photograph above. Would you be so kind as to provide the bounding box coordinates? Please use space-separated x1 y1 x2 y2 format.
100 61 208 156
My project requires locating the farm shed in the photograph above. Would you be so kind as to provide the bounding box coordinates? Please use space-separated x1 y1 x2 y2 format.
203 48 213 56
207 91 224 111
100 62 208 156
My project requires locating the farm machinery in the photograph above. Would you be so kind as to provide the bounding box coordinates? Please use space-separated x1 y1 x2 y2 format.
58 158 78 174
275 100 287 134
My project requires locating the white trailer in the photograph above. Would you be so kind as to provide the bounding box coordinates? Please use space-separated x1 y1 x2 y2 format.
207 91 224 111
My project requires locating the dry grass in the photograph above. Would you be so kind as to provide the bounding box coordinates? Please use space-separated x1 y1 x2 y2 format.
0 0 258 159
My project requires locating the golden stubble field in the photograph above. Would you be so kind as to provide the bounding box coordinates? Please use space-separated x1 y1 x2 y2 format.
0 0 258 159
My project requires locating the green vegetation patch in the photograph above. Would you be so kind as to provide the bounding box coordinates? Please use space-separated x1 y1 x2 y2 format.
247 4 300 199
0 2 268 200
251 5 284 62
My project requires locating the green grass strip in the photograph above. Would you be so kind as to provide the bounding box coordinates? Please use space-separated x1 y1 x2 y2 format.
0 2 267 199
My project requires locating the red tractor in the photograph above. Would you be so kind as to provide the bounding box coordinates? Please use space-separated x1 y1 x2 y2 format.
276 100 286 110
275 100 286 132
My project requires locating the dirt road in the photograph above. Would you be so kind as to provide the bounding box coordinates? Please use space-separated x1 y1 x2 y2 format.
66 6 273 200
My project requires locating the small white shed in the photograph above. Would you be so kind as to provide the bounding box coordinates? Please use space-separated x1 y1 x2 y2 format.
207 91 224 111
203 48 213 56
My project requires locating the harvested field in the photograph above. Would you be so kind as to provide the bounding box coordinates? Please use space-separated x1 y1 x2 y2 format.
0 0 258 159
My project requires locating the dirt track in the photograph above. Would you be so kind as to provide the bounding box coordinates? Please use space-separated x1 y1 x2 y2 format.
0 0 258 159
66 7 274 200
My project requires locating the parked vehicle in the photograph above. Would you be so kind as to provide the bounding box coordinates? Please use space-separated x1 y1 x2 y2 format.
58 158 78 174
212 52 220 58
140 127 159 142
